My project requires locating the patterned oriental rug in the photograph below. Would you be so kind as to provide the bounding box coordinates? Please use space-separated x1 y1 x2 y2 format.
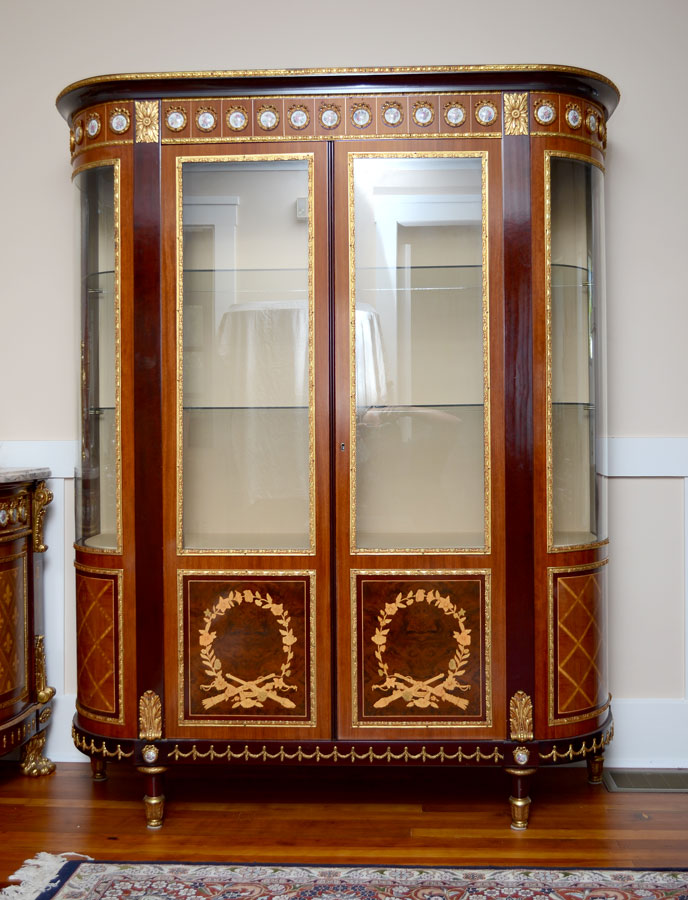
2 856 688 900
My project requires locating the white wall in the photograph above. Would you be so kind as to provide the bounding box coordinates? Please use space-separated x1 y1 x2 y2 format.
1 0 686 765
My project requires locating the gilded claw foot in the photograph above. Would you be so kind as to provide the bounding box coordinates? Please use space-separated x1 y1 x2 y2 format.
20 732 55 777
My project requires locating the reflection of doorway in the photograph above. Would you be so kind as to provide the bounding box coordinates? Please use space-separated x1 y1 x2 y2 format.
396 223 483 407
183 224 215 401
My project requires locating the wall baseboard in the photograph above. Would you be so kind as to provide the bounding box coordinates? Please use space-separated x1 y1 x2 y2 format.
605 698 688 768
44 694 85 763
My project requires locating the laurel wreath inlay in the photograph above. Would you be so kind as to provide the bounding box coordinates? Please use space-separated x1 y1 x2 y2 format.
199 590 297 710
371 589 472 710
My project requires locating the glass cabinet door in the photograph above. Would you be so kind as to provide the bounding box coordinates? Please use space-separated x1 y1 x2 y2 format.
75 162 120 550
548 154 607 548
178 156 314 552
349 153 489 551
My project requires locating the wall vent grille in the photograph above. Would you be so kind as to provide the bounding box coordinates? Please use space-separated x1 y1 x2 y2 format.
603 769 688 793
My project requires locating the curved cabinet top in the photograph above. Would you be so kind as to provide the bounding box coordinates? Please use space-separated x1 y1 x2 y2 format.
56 64 620 123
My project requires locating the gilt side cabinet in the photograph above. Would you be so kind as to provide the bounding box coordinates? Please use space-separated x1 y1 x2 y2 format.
0 469 55 775
57 65 618 828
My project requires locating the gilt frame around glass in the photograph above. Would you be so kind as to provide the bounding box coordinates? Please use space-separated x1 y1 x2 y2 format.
545 149 607 553
347 150 491 554
73 158 123 554
175 153 316 555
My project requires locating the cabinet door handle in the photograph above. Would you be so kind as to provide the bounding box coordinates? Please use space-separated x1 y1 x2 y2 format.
340 443 346 451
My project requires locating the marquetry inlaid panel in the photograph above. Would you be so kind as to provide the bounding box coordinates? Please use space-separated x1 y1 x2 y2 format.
352 573 491 728
0 558 28 709
178 573 316 726
551 566 608 724
76 570 121 721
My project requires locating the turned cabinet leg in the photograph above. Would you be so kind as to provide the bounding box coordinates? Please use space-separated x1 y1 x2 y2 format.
20 732 55 777
587 751 605 785
90 757 107 781
505 767 537 830
137 766 167 829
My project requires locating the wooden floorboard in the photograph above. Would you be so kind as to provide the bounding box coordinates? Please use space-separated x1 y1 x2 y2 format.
0 761 687 886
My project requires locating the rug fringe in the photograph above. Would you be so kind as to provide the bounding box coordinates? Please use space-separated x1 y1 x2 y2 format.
1 853 93 900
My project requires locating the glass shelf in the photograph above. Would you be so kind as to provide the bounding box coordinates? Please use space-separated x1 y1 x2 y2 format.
183 405 309 411
355 531 486 551
551 262 593 288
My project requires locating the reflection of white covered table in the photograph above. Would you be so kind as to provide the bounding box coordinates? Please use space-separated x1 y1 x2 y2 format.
218 300 309 407
217 299 386 408
354 302 387 408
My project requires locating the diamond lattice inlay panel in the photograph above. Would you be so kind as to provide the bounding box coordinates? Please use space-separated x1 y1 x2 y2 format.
556 571 606 716
0 565 26 704
76 573 118 716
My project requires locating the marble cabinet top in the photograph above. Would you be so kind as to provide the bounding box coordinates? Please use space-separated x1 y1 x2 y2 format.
0 467 51 484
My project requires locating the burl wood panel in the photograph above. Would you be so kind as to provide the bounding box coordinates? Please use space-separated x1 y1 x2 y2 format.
355 575 489 725
0 558 27 708
181 576 313 722
553 568 607 720
76 571 120 719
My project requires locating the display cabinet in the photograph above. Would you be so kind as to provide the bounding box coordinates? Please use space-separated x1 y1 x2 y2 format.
57 65 618 828
0 469 55 775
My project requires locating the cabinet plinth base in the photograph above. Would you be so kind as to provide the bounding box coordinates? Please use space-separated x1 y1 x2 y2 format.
72 714 612 828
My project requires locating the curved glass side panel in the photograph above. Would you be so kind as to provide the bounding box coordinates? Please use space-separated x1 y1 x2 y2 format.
548 154 607 548
350 153 489 552
74 162 120 551
178 156 314 552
